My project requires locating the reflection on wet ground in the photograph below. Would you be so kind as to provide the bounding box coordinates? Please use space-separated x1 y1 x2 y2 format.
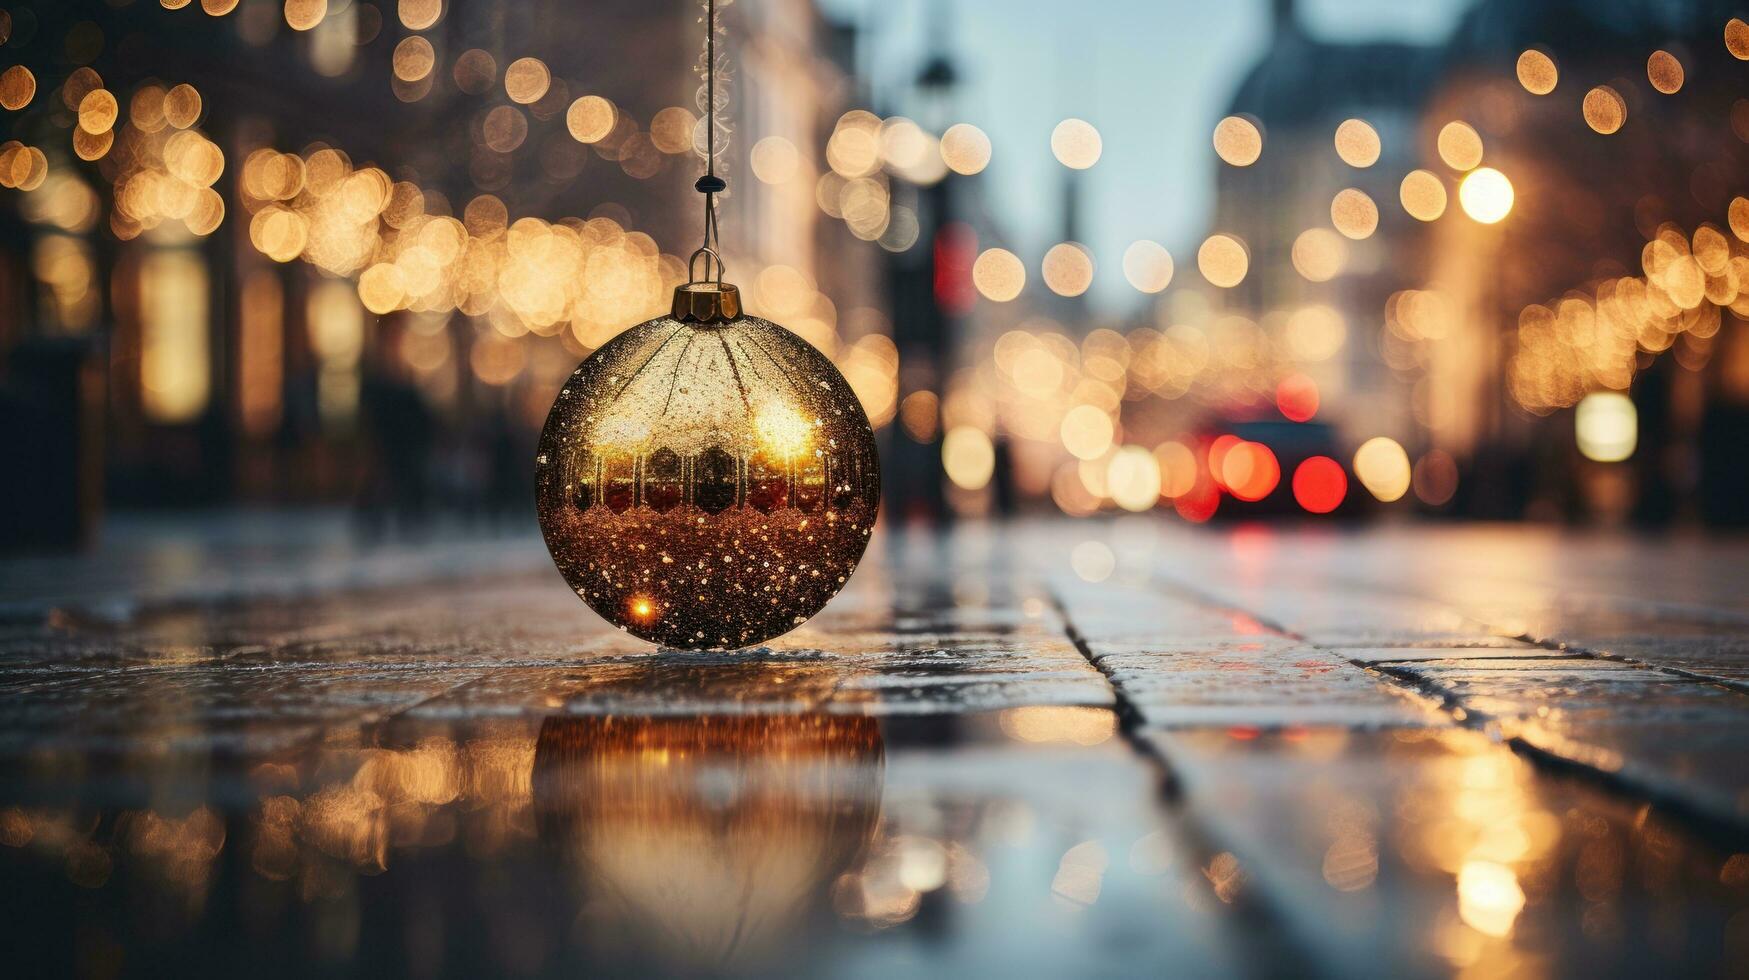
0 708 1265 977
0 519 1746 976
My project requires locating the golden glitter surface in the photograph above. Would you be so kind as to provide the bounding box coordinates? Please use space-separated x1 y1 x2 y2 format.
536 311 880 649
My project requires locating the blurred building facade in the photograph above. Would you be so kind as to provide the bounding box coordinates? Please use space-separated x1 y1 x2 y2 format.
1205 0 1749 523
0 0 884 545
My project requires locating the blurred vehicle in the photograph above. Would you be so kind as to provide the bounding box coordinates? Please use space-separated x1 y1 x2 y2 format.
1194 418 1369 521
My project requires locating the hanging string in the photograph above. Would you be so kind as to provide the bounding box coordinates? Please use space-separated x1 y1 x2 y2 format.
694 0 727 280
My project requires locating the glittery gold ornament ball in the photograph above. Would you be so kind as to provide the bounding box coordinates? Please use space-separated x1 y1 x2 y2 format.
536 304 880 649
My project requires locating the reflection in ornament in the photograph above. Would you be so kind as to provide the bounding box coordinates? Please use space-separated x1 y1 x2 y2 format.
536 300 880 648
532 713 884 969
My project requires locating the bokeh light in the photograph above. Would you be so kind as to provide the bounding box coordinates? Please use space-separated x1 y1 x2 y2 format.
1222 442 1280 502
1121 240 1173 293
1647 50 1684 94
1050 118 1101 170
1330 188 1378 240
1399 169 1447 221
1412 450 1458 506
1575 392 1637 462
566 96 615 144
1060 404 1114 461
939 123 991 175
1212 116 1262 167
1354 437 1411 502
1041 242 1094 297
1437 121 1483 171
1276 373 1319 422
972 248 1025 302
1728 18 1749 59
1292 457 1347 513
1583 85 1626 134
1515 49 1557 94
1106 446 1161 512
1197 234 1248 288
1333 119 1380 167
942 426 995 490
1291 228 1346 282
0 65 34 110
1458 167 1514 224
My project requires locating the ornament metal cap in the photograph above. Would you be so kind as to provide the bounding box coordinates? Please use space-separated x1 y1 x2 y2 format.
671 281 742 323
674 246 742 323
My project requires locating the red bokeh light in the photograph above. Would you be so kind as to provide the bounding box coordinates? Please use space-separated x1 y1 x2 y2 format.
1223 441 1280 501
1175 475 1220 522
1293 455 1347 513
933 222 977 315
1276 373 1319 422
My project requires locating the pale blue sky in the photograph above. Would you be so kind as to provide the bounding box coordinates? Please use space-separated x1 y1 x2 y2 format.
815 0 1476 311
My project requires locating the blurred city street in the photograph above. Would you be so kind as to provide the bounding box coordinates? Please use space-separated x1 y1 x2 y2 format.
7 0 1749 974
1 515 1746 976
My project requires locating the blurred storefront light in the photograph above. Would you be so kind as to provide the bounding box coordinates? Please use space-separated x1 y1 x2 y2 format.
1575 392 1637 462
1354 437 1411 502
1458 167 1513 224
139 249 210 424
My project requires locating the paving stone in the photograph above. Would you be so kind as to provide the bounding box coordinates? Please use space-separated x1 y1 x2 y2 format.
1142 727 1749 979
1384 658 1749 828
1 517 1746 977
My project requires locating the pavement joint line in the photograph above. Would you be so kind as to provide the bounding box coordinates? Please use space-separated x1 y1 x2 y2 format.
1045 585 1349 979
1150 573 1749 845
1266 571 1749 695
1368 661 1749 849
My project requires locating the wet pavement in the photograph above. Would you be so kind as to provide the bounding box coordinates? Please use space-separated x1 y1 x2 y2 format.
0 514 1746 977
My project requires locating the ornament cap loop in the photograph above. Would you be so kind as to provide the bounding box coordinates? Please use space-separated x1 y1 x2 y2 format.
671 282 742 323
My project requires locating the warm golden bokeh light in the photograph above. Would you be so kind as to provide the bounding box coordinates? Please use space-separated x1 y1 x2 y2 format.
1050 118 1102 170
1647 50 1684 94
164 84 202 129
566 95 615 144
942 426 995 490
1458 167 1514 224
283 0 327 32
1042 242 1094 298
1291 228 1347 282
1729 197 1749 242
1106 446 1161 512
1515 49 1557 94
1583 85 1626 133
1330 188 1378 240
77 90 119 134
1197 234 1248 288
452 48 497 94
972 247 1025 302
393 36 436 82
1728 18 1749 59
1212 115 1263 167
1399 169 1447 221
504 57 551 105
1060 404 1114 461
1121 240 1173 293
1353 436 1411 502
1436 121 1483 171
0 65 34 111
939 123 991 175
399 0 442 31
1154 442 1197 498
750 136 800 184
1286 305 1347 360
1575 392 1637 462
1333 118 1380 167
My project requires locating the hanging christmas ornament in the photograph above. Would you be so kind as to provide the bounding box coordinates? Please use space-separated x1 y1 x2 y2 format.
535 0 880 650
